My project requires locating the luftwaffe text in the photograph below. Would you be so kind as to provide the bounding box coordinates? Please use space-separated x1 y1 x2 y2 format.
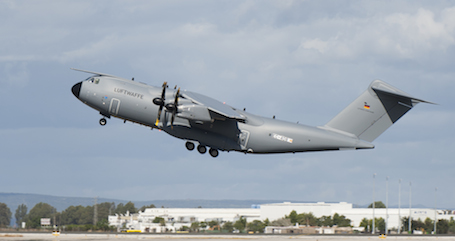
114 88 144 99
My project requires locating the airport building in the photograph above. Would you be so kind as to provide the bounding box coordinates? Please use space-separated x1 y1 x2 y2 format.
260 202 446 229
108 202 455 233
109 208 260 232
260 202 352 221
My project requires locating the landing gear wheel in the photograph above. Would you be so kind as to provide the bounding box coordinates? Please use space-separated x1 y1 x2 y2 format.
185 142 195 151
99 118 107 126
197 145 207 154
209 148 219 158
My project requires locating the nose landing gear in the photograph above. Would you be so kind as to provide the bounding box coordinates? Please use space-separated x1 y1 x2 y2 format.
99 118 107 126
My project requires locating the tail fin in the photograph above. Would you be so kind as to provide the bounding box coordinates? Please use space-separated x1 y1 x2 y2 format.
325 80 434 142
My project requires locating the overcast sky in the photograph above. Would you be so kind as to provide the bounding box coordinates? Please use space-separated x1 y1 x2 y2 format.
1 0 454 209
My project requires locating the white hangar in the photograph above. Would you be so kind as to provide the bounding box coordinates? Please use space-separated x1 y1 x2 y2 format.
109 202 454 233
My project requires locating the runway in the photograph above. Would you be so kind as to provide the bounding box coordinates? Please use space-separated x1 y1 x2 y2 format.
1 233 454 241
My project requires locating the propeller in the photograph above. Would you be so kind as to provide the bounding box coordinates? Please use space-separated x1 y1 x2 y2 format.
168 88 180 129
153 82 167 127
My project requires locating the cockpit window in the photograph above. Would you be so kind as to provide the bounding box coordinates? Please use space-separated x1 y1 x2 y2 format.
86 77 100 84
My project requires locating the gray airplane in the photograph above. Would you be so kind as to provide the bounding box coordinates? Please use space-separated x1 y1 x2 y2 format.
71 69 432 157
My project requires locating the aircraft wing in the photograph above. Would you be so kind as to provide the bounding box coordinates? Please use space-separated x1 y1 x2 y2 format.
181 91 246 120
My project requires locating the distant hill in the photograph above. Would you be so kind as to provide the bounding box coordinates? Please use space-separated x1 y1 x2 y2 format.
0 192 308 212
0 192 433 213
0 193 125 212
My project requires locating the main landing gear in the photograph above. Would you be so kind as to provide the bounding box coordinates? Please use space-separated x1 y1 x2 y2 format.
197 145 206 154
209 148 219 158
185 142 195 151
185 141 219 158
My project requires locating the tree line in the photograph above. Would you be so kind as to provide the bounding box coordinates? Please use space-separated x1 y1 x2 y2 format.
0 201 350 233
3 200 455 234
360 216 455 234
359 201 455 234
179 211 352 233
0 201 154 230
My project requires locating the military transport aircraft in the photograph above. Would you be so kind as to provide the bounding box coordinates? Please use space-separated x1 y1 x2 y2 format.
71 68 432 157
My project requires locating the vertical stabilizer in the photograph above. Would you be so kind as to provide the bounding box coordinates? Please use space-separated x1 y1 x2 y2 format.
325 80 433 142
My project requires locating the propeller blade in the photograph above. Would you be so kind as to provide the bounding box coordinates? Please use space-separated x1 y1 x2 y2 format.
161 82 167 99
155 105 164 126
174 87 180 105
155 82 167 127
170 88 180 129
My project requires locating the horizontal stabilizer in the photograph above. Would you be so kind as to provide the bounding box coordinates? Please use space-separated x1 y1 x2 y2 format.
325 80 433 142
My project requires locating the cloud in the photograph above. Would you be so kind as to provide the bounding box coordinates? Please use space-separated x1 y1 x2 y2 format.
299 38 329 54
385 8 455 54
1 1 454 209
0 62 29 88
58 35 121 64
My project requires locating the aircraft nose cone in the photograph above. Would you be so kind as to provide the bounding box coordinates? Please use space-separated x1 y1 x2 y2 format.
72 82 82 98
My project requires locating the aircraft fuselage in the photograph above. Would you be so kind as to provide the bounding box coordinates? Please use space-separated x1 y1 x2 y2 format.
71 72 375 157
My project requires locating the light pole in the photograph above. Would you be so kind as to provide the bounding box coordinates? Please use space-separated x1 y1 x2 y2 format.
398 179 401 234
434 187 437 234
372 173 376 234
409 182 412 233
386 176 389 235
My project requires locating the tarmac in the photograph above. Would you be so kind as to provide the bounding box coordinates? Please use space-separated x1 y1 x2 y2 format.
1 233 455 241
